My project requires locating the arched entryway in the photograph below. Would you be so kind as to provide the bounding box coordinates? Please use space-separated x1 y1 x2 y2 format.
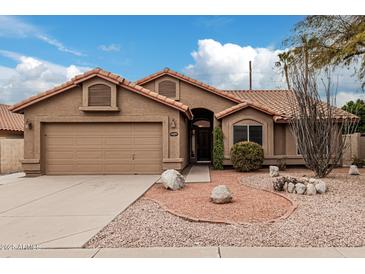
190 108 214 163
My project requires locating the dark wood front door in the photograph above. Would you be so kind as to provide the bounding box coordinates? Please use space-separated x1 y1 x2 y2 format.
196 128 211 161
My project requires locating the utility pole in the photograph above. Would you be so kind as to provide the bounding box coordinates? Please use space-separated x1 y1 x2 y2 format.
249 61 252 90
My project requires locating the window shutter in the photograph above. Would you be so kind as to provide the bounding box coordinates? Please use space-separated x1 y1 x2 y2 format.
158 80 177 98
88 84 112 106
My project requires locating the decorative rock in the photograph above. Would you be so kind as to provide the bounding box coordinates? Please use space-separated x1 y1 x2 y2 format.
309 178 317 184
306 183 316 195
210 185 232 204
287 182 295 193
273 177 285 191
161 169 185 191
295 183 306 195
269 166 280 177
349 165 360 176
315 180 327 194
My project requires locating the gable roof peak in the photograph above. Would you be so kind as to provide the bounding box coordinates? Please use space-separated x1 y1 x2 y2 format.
135 68 243 104
9 68 192 119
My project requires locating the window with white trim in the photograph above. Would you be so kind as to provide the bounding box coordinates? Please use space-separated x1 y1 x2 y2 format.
233 125 263 145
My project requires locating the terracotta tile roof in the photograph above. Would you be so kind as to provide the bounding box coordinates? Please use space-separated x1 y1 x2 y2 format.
0 104 24 132
10 68 192 119
215 101 283 120
135 68 243 104
221 89 358 121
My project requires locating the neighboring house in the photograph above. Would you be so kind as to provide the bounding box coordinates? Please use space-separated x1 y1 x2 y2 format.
10 68 356 176
0 104 24 174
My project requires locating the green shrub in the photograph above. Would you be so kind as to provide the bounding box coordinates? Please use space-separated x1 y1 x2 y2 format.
212 127 224 170
230 141 264 172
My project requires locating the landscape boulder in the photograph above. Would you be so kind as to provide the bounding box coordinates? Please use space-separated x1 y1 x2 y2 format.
161 169 185 190
273 177 286 191
315 180 327 194
295 183 306 195
306 183 316 195
210 185 232 204
349 165 360 176
287 182 295 193
269 166 280 177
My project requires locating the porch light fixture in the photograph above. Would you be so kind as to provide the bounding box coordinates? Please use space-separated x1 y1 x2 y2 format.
170 118 176 129
25 120 32 130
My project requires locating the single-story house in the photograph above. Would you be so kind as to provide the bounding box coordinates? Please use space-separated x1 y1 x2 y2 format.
10 68 357 176
0 104 24 174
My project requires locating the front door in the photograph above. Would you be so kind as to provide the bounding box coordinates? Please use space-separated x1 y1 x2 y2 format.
196 128 211 161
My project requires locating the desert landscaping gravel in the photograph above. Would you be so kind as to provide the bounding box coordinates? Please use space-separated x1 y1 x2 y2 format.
86 168 365 248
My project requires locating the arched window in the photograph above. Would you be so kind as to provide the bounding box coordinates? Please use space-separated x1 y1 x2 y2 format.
158 80 177 99
88 84 111 106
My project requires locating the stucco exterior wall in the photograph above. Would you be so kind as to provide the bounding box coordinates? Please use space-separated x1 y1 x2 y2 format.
0 130 23 139
342 133 365 165
221 107 274 158
274 123 286 155
22 76 187 176
140 75 236 113
179 113 189 170
285 126 298 155
0 139 23 174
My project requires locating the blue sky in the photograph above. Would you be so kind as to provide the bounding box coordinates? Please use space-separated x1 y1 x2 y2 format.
0 15 363 106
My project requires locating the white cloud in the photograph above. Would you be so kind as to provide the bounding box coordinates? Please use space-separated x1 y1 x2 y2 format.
98 44 121 52
185 39 364 106
335 91 365 107
37 34 85 57
0 50 90 104
0 16 38 38
0 16 84 57
185 39 286 90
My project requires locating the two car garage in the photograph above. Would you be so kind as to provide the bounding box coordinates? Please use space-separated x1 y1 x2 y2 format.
43 122 163 175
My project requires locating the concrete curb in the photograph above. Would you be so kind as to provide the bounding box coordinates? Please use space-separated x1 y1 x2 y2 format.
1 246 365 258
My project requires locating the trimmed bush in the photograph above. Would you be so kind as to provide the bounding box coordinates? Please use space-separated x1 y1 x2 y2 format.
212 127 224 170
230 141 264 172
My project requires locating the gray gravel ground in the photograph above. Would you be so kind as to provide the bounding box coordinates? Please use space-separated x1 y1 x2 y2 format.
85 170 365 248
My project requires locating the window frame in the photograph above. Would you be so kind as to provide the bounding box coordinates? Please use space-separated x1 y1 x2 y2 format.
155 77 180 100
233 124 263 146
87 84 112 107
80 79 119 112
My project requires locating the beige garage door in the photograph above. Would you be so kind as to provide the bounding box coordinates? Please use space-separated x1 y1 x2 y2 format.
44 122 162 175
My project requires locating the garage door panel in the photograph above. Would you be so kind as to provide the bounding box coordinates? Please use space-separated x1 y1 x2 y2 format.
76 151 104 159
75 137 103 146
104 150 134 160
134 150 161 159
44 122 162 175
47 137 74 146
104 137 134 146
134 137 161 145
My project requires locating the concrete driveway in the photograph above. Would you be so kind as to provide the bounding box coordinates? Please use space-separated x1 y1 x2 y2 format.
0 173 158 248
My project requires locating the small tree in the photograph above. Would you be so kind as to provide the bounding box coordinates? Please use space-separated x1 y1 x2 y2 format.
212 127 224 170
342 99 365 133
280 37 359 178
